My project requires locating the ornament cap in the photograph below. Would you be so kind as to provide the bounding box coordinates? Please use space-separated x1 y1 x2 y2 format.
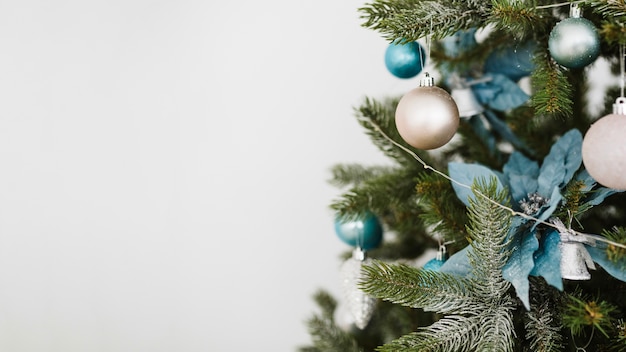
570 3 582 18
352 247 366 261
613 97 626 115
419 72 435 87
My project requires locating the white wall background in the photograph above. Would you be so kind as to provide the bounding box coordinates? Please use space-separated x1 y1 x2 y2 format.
0 1 423 351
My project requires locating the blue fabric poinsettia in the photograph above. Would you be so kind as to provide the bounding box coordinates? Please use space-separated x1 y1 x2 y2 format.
439 29 532 155
441 129 622 309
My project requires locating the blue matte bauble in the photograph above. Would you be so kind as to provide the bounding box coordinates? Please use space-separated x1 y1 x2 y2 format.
484 41 537 81
384 41 426 79
334 212 383 250
548 17 600 69
423 258 446 271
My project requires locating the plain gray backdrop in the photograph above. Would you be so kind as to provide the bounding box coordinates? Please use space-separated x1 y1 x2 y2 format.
0 1 425 351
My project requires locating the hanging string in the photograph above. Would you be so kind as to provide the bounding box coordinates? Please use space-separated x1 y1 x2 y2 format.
364 119 626 251
535 1 582 10
571 326 594 352
619 44 626 98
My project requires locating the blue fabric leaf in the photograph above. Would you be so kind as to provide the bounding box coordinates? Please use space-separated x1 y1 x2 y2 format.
484 41 537 82
530 229 563 291
439 245 473 277
483 110 532 153
440 29 477 58
502 229 539 310
587 246 626 282
448 162 506 207
468 115 497 155
472 73 529 111
537 129 583 196
503 152 539 203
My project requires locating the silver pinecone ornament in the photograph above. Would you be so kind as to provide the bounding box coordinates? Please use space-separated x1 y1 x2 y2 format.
340 248 376 329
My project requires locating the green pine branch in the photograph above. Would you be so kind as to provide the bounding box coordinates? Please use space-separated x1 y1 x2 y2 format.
359 179 516 352
487 0 553 37
299 290 361 352
355 97 433 168
360 261 480 315
359 0 488 42
329 164 396 188
523 278 564 352
531 49 573 120
415 172 469 247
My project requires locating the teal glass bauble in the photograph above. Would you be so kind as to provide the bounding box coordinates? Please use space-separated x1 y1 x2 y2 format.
548 17 600 69
334 212 383 250
384 41 426 79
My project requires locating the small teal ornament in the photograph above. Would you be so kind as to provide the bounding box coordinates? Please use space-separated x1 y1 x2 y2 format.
384 41 426 79
548 6 600 69
334 212 383 250
423 246 447 271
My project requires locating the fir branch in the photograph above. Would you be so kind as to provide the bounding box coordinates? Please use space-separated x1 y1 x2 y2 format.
362 180 516 352
602 227 626 262
359 0 487 42
487 0 552 37
376 315 483 352
562 293 618 338
531 49 573 119
355 97 431 167
360 261 481 315
465 179 513 299
329 164 396 188
300 290 360 352
415 172 469 245
330 167 419 218
524 279 564 352
587 0 626 18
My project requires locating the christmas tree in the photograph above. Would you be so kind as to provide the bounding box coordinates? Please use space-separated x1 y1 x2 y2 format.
301 1 626 351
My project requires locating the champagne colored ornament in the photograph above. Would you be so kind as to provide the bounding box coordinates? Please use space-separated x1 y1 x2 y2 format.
384 40 426 79
548 4 600 69
395 73 460 149
334 212 383 250
340 248 376 330
582 97 626 190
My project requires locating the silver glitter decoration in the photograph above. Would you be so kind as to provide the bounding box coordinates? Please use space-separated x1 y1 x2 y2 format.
519 192 549 215
340 248 376 330
553 219 596 280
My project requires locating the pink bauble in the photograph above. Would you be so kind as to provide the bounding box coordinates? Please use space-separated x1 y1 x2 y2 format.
582 113 626 190
395 85 460 150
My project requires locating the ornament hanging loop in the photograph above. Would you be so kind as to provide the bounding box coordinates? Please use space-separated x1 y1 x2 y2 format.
613 97 626 115
420 72 435 87
570 2 582 18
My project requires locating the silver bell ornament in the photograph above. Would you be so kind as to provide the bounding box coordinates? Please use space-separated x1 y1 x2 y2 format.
582 97 626 190
340 248 377 329
451 85 484 118
553 219 596 280
395 72 460 150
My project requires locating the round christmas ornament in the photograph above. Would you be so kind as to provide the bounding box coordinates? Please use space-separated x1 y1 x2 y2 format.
385 40 426 79
334 212 383 250
548 5 600 69
582 97 626 190
395 73 460 149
